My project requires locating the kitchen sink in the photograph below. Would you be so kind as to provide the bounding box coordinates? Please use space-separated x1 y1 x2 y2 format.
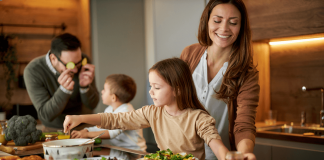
257 125 324 136
256 124 324 144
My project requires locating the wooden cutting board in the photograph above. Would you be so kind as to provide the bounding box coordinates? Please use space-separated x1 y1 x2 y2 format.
5 141 43 151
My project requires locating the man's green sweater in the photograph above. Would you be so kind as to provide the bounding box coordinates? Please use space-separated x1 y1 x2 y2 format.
24 53 99 128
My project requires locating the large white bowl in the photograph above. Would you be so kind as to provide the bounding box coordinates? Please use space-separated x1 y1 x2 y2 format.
42 139 94 160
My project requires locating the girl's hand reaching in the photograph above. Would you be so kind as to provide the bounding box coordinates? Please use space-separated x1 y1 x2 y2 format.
243 153 256 160
63 115 83 133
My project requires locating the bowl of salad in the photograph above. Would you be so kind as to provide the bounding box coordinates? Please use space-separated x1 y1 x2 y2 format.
143 149 198 160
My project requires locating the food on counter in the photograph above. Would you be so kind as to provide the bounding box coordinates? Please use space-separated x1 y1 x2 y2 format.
57 134 70 140
40 132 65 141
94 138 102 144
72 157 118 160
0 155 20 160
303 132 315 136
0 145 15 154
0 121 8 145
56 130 70 140
4 115 42 146
19 155 43 160
45 134 58 142
0 134 8 145
93 147 102 151
0 155 43 160
144 149 196 160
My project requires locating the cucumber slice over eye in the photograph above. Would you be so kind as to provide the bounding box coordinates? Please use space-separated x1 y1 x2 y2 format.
82 58 87 66
66 62 75 69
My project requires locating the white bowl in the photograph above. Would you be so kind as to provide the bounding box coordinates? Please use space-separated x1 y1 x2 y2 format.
42 139 94 160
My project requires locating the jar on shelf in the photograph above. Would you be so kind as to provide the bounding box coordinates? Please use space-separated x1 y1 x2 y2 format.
0 121 7 145
45 134 58 142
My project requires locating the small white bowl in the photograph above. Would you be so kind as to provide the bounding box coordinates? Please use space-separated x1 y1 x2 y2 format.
42 139 94 160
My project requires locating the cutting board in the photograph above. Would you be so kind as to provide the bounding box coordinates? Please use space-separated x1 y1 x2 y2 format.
5 141 43 151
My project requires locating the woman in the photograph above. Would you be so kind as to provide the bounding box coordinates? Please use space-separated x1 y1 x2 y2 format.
180 0 259 160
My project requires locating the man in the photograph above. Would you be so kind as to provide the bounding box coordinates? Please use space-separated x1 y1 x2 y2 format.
24 33 99 132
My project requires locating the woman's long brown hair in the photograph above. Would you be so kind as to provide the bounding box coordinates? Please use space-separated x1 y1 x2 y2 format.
149 58 209 113
198 0 257 102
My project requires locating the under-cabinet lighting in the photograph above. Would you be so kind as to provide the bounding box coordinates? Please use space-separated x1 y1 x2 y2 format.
269 37 324 45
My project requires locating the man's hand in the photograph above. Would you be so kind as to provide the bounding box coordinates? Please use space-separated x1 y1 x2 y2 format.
63 115 83 133
58 69 74 91
71 129 89 138
79 64 95 87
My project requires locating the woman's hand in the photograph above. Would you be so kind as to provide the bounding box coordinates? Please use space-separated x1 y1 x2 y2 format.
63 115 83 133
71 129 89 138
243 153 256 160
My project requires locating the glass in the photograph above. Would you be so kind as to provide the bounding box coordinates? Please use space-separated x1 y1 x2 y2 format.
45 134 58 142
57 130 70 139
265 110 277 125
301 111 306 126
225 151 244 160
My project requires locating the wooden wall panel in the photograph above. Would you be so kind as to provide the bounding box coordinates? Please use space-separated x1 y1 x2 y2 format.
244 0 324 41
0 0 90 108
253 42 271 122
270 36 324 124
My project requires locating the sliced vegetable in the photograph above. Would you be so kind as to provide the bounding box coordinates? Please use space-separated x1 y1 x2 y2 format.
82 58 87 66
66 62 75 69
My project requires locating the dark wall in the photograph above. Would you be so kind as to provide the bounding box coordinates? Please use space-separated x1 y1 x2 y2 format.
270 37 324 124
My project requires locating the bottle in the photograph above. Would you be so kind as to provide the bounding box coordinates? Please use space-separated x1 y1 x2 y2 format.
225 151 244 160
301 111 306 127
45 134 58 142
0 121 7 145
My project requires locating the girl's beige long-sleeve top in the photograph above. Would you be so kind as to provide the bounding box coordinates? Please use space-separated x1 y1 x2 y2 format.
98 105 221 160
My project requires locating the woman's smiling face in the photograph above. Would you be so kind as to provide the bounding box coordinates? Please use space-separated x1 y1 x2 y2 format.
208 3 241 49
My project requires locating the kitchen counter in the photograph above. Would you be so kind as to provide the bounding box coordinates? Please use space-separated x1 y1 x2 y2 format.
1 143 148 160
255 122 324 145
254 122 324 160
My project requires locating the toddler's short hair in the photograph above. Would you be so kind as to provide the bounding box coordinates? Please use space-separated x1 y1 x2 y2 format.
105 74 136 103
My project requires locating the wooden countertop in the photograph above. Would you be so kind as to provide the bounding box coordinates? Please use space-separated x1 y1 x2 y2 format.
255 121 287 128
2 143 146 159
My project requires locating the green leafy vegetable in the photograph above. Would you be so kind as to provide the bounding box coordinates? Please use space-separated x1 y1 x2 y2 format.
144 149 195 160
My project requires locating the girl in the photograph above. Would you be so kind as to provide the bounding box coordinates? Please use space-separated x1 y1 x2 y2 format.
63 58 229 160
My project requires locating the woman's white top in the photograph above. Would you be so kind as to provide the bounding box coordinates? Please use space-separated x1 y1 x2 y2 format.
192 50 230 159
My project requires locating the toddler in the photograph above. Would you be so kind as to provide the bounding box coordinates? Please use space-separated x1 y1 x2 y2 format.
71 74 146 152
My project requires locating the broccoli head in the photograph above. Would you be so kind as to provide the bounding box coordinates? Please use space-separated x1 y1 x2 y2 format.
4 115 42 146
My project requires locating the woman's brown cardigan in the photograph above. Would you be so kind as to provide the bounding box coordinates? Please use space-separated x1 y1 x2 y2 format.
180 43 260 151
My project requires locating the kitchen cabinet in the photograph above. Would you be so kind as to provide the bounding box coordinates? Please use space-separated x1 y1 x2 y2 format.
254 137 324 160
243 0 324 41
